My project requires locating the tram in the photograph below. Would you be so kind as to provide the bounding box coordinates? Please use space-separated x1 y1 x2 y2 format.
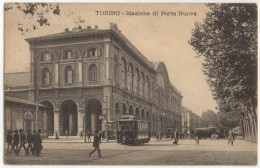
193 126 228 139
116 115 150 145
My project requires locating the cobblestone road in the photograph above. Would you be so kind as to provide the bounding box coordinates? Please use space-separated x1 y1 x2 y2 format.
4 139 257 165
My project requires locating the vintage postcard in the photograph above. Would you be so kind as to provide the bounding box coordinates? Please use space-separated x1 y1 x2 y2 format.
3 2 257 166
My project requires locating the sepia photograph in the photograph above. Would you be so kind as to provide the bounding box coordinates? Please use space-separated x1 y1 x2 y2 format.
2 2 258 166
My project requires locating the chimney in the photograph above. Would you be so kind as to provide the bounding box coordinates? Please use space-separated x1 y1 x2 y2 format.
65 28 69 32
87 26 91 30
95 25 98 29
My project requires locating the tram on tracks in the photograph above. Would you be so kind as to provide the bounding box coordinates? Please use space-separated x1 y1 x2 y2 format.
193 126 228 139
116 115 150 145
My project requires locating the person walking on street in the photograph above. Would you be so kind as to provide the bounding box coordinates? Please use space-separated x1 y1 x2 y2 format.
6 130 14 154
194 131 200 145
27 130 34 155
13 130 19 155
55 131 59 140
65 130 68 139
98 131 102 144
89 131 102 157
87 130 91 143
80 131 83 139
228 129 234 145
18 129 29 155
33 129 42 157
173 129 178 145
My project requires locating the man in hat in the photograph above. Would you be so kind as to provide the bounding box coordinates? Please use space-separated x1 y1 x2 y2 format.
33 129 42 157
27 130 34 155
89 130 102 157
13 130 19 155
18 129 29 155
6 130 14 154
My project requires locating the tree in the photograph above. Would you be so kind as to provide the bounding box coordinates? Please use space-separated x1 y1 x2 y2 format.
201 110 218 127
4 3 83 35
217 111 241 129
189 4 257 121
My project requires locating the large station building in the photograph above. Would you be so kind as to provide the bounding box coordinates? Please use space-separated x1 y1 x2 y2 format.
5 23 182 137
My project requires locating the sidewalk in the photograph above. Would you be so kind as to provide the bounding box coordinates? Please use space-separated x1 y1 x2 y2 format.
42 136 116 143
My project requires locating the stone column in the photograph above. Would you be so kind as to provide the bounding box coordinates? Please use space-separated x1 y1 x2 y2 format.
77 108 84 136
55 63 59 87
54 109 60 136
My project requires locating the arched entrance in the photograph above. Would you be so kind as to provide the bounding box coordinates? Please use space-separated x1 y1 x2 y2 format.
60 100 78 136
40 101 54 136
85 98 102 135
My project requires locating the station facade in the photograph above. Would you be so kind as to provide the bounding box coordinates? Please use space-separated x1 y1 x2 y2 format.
9 23 182 137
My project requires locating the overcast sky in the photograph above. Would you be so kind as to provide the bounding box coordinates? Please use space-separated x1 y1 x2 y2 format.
4 3 218 116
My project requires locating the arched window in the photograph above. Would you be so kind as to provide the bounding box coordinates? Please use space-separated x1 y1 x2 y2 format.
88 48 100 57
135 107 139 116
42 68 51 85
121 58 127 88
65 66 73 83
114 55 119 85
146 76 149 98
122 103 127 115
157 72 166 89
140 72 145 96
134 68 139 94
141 110 145 118
89 64 97 82
146 111 150 118
115 102 120 120
129 105 133 115
128 63 133 91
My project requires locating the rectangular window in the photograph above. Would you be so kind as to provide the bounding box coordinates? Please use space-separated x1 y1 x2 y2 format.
44 53 50 61
67 51 72 59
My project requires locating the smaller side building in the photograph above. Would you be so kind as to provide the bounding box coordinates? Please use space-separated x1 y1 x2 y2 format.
181 106 203 138
4 96 49 138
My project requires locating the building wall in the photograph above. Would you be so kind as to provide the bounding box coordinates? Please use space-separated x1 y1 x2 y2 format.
182 107 203 138
21 23 183 137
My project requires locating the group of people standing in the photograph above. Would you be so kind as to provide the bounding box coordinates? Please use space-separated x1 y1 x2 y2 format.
6 129 42 157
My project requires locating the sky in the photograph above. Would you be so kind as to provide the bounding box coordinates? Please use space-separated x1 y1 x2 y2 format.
4 3 218 116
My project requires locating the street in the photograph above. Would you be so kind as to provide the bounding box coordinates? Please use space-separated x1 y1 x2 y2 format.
4 138 257 165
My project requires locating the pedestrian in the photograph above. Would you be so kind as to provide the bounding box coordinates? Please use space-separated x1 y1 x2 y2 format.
89 130 102 157
87 130 91 143
101 131 105 141
98 131 102 143
117 131 122 145
27 130 34 155
173 129 178 145
55 131 59 140
228 129 234 145
80 130 83 139
33 129 42 157
65 130 68 139
13 130 20 155
6 130 14 154
18 129 29 155
194 131 200 145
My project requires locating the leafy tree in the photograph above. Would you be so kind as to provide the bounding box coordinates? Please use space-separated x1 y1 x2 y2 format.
5 3 84 35
201 110 218 127
189 4 257 122
217 111 241 128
